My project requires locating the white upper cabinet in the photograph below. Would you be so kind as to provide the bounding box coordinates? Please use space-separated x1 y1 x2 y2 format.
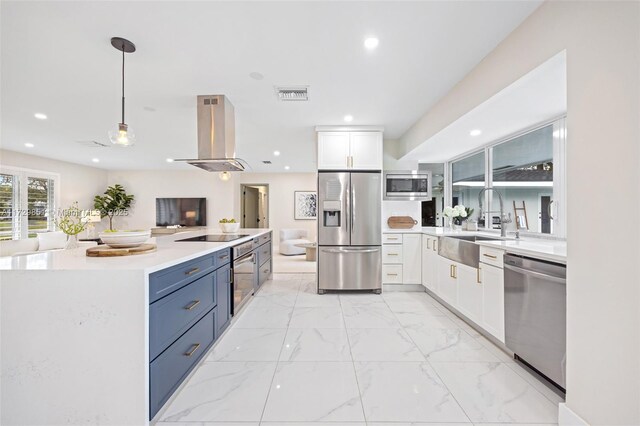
317 132 350 169
349 132 383 170
317 131 382 170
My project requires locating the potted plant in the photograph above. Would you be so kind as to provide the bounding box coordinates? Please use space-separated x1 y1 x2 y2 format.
54 202 86 249
443 205 474 231
93 184 135 231
219 218 240 233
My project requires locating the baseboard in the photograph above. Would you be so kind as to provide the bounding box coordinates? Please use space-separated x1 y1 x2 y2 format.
559 403 589 426
383 284 426 292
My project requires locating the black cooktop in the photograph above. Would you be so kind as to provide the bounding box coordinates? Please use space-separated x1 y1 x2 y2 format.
176 234 249 243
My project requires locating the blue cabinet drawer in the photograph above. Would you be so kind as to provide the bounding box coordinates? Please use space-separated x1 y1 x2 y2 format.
259 232 272 246
149 254 216 303
150 309 215 419
150 272 216 360
214 248 231 268
258 259 271 287
257 241 272 267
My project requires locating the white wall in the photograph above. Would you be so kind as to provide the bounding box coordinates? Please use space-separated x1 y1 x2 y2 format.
233 173 317 247
106 169 235 231
382 200 421 231
0 149 109 211
398 2 640 424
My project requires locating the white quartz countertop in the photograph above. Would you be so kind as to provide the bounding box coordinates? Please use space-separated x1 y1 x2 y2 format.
383 227 566 263
476 239 567 264
0 228 272 273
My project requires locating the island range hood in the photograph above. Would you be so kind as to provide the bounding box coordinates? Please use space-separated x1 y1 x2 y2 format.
175 95 246 172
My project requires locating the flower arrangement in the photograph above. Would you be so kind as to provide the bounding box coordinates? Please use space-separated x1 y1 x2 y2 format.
54 202 87 249
443 205 475 226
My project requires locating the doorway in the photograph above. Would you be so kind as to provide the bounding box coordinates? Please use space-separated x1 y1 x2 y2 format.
240 184 269 229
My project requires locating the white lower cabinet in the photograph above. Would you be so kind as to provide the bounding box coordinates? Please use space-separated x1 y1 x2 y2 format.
437 256 458 306
382 233 421 285
457 263 482 325
479 262 505 342
421 236 438 292
426 238 505 344
402 234 421 284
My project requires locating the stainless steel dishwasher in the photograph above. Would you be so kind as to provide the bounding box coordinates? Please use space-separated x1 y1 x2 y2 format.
504 254 567 391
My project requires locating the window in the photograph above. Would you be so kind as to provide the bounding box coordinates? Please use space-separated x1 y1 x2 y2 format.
451 151 485 221
0 167 59 240
492 124 554 234
446 117 566 237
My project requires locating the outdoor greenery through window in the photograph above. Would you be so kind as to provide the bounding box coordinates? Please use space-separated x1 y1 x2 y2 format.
0 169 58 240
451 151 485 223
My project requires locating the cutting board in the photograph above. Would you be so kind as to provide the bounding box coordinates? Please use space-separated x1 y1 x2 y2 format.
387 216 418 229
86 244 157 257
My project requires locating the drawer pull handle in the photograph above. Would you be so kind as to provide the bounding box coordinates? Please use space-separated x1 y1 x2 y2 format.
185 267 200 276
184 300 201 310
387 253 398 256
184 343 201 357
426 239 431 250
263 269 269 273
483 254 497 259
387 273 398 276
388 237 398 240
219 255 229 260
477 267 482 284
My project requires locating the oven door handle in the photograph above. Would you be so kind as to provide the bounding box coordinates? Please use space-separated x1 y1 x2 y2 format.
235 251 256 265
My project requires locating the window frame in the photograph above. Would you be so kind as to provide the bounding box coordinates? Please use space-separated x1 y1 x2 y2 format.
0 166 60 240
445 115 567 238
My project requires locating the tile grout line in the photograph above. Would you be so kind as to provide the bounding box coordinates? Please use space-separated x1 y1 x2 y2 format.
340 293 369 423
256 276 303 423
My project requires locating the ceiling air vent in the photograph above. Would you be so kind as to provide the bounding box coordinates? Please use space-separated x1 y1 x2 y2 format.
276 86 309 101
262 160 272 164
76 140 110 148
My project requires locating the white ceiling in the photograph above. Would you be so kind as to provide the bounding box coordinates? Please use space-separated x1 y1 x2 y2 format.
1 1 542 172
402 50 567 163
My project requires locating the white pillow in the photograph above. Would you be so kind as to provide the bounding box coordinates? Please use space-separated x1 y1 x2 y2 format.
37 231 68 251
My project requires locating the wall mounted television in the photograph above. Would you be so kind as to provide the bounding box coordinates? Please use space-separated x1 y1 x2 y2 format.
156 198 207 227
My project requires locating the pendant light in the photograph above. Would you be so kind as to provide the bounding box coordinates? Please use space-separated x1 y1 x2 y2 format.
108 37 136 147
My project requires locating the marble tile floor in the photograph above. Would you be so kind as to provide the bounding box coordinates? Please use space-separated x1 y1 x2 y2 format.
157 273 562 426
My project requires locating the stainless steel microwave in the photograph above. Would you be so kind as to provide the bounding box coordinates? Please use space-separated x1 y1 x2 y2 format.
383 171 432 201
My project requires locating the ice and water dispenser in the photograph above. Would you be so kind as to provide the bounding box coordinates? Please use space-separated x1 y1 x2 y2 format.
323 200 341 227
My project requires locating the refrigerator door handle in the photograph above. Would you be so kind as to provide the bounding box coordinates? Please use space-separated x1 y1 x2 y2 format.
321 248 380 254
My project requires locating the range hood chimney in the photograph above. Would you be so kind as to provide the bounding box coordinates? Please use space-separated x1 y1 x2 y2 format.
175 95 246 172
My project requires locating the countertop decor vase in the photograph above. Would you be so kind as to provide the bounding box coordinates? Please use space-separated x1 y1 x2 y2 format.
65 234 79 250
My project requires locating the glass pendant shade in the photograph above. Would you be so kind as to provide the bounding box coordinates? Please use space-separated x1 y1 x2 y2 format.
109 123 136 147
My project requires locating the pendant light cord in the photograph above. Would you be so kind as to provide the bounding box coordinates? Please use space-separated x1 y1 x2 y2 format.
121 46 125 125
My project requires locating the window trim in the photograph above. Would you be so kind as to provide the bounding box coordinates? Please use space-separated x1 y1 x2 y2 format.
0 166 61 240
446 115 567 238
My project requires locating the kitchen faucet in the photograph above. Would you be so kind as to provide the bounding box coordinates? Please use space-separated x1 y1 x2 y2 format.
478 187 512 238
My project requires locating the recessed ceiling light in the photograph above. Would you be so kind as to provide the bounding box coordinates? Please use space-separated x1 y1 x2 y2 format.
273 150 280 156
166 158 174 163
34 113 47 120
249 72 264 80
470 129 482 137
91 158 100 163
24 142 34 148
284 165 290 170
344 115 354 122
364 37 379 50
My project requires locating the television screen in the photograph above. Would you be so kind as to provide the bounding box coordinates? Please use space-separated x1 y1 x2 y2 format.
156 198 207 227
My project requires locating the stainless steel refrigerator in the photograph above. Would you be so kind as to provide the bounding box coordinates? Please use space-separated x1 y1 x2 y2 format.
317 171 382 293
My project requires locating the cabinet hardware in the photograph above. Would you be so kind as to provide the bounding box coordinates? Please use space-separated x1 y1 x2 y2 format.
219 254 229 260
388 237 398 240
185 267 200 276
433 241 436 252
477 267 482 284
184 300 201 310
387 273 398 276
450 264 454 278
388 253 398 256
483 254 497 259
263 269 269 273
184 343 201 357
452 265 457 279
426 239 431 250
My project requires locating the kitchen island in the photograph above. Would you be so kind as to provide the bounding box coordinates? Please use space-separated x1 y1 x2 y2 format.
0 228 272 425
